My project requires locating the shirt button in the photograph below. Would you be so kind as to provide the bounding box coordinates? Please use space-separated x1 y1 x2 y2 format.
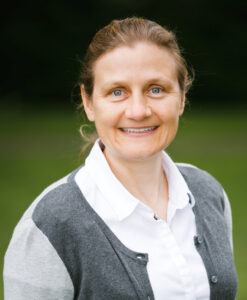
211 275 218 284
153 213 160 220
194 235 203 245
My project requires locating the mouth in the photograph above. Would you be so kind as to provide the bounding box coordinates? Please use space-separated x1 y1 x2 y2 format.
119 126 158 136
120 126 158 133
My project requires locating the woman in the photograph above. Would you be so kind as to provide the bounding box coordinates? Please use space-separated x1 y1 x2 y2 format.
4 17 238 299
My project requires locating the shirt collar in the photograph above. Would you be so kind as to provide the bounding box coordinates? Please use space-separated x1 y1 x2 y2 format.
162 151 195 209
85 140 194 221
85 140 139 221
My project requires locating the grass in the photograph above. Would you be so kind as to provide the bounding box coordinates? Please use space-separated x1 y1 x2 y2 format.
1 107 246 299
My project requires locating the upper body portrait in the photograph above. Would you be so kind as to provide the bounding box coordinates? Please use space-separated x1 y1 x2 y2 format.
4 17 238 299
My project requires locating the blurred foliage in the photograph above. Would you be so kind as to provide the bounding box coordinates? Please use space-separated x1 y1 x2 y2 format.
0 106 247 299
1 0 247 108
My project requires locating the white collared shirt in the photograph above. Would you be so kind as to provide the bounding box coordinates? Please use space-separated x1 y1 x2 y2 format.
75 140 210 300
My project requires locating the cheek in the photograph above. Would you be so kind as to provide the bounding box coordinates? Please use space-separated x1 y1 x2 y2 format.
93 105 119 130
157 102 180 123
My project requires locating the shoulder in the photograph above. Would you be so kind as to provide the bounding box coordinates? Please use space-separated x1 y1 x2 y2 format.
15 173 72 227
176 162 226 210
10 165 85 241
32 165 86 227
176 162 223 190
176 162 218 180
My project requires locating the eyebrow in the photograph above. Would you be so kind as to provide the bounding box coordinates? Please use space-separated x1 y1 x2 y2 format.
102 77 175 93
102 81 128 91
143 77 174 89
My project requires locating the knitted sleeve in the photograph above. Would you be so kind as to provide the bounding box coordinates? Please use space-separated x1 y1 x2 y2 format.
4 217 74 300
222 189 233 252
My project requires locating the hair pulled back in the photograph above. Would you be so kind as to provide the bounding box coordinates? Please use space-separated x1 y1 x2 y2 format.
78 17 193 100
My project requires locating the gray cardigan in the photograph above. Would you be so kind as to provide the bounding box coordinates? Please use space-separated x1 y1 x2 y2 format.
4 164 238 299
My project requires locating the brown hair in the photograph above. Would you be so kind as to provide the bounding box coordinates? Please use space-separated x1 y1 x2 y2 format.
78 17 193 100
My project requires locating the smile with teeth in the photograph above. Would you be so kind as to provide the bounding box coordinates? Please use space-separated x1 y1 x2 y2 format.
120 126 158 133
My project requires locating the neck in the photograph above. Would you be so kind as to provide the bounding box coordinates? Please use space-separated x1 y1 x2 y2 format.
104 149 169 219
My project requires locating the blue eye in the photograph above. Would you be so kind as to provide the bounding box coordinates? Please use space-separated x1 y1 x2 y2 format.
151 88 161 94
112 90 122 96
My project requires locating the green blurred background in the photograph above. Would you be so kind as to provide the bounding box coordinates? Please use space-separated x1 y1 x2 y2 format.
1 0 247 299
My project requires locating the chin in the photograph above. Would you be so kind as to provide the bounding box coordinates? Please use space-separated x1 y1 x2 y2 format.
118 146 163 161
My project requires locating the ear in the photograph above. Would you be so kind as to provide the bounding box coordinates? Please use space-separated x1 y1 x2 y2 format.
81 85 95 121
179 92 186 116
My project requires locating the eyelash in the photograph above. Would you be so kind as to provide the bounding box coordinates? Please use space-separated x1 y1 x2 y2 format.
109 86 164 100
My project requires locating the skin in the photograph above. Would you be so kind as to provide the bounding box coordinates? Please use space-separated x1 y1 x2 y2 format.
81 42 185 221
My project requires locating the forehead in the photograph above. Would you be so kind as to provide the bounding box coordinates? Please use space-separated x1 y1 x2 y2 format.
92 42 178 85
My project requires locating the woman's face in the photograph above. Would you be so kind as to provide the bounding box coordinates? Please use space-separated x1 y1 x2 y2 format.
82 42 185 162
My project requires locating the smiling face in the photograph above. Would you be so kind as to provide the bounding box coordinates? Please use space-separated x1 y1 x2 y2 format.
81 42 185 162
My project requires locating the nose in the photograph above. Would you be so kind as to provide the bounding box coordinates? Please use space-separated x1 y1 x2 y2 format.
125 93 152 121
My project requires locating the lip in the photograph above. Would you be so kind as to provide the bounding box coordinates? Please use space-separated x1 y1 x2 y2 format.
119 126 159 137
